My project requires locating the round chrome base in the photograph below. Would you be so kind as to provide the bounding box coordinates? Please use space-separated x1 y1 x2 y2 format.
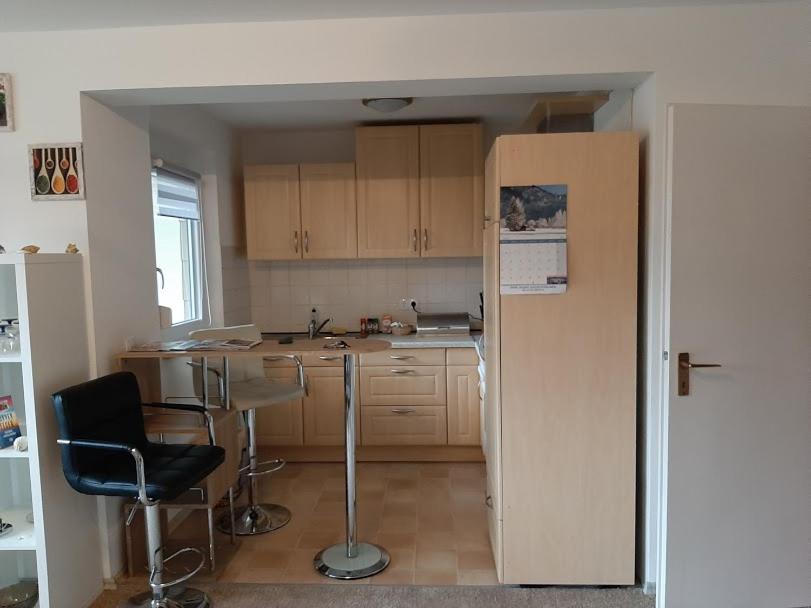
124 586 210 608
217 503 291 536
314 542 390 580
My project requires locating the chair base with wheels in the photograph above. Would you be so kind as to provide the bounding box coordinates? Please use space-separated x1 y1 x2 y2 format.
52 372 225 608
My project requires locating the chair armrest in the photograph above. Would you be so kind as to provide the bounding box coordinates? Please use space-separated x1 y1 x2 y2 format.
263 354 308 396
186 361 225 404
143 402 215 445
56 439 150 505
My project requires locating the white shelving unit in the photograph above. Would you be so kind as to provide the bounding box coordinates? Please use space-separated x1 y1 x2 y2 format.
0 254 101 608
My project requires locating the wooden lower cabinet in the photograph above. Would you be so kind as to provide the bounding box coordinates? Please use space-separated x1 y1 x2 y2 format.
302 366 360 446
361 405 447 446
256 367 304 446
446 365 481 446
359 365 446 406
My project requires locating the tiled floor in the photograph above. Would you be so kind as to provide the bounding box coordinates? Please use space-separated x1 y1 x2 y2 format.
178 461 495 586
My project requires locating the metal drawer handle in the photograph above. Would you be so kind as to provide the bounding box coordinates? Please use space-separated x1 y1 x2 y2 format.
485 494 494 509
390 369 415 374
412 228 418 252
318 355 342 361
391 408 416 415
389 355 414 360
293 230 299 253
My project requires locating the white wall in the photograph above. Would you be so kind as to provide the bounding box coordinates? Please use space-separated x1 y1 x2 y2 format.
250 258 483 332
1 1 808 598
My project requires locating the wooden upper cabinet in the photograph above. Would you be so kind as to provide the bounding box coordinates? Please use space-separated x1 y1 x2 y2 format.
419 124 484 257
245 164 302 260
355 125 420 258
299 163 357 259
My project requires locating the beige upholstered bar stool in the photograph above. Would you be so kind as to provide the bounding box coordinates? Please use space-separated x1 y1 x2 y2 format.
189 324 306 536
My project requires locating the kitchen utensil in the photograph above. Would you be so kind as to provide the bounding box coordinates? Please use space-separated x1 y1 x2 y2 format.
66 148 80 194
59 147 69 171
50 149 65 194
35 149 50 195
44 149 54 171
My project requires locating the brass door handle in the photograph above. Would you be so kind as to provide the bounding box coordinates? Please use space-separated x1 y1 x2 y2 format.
678 352 722 396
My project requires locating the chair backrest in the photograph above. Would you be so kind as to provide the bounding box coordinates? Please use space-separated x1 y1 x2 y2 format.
52 372 148 482
189 324 266 394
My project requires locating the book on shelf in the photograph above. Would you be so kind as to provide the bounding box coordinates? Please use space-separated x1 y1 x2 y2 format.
129 338 261 353
0 395 22 449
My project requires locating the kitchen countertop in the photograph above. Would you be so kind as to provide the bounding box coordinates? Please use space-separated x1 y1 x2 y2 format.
262 332 478 349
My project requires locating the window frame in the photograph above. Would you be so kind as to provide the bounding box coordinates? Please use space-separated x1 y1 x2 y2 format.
150 162 211 338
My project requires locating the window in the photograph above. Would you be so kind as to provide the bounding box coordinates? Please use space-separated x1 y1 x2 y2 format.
151 167 204 326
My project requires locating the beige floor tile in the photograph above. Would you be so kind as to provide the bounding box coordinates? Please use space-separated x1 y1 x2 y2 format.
457 549 495 571
416 531 457 551
416 549 457 571
375 531 417 550
297 529 343 550
386 547 416 570
222 566 289 583
457 568 499 585
383 502 417 518
387 478 418 491
370 567 415 584
385 488 418 504
379 514 418 533
415 569 458 585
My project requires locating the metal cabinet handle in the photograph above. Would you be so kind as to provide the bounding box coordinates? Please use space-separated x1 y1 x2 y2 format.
391 408 416 415
423 228 429 250
304 230 309 253
412 228 418 252
390 369 415 374
318 355 342 361
293 230 299 253
389 355 414 360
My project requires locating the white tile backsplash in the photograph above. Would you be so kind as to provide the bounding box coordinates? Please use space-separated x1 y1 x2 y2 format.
248 258 483 333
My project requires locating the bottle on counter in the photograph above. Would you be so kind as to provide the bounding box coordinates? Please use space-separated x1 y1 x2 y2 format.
382 314 392 334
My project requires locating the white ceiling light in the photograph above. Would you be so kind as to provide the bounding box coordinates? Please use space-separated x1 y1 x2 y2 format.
362 97 413 113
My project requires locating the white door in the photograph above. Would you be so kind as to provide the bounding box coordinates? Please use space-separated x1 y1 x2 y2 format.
663 104 810 608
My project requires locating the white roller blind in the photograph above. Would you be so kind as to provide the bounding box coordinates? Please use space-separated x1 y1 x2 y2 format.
153 168 200 220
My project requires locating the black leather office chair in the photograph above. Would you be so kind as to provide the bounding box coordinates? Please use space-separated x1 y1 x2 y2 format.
52 372 225 608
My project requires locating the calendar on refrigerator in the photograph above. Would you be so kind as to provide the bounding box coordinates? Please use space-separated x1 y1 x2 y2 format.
499 184 568 295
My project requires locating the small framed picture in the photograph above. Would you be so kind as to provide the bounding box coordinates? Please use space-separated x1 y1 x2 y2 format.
0 73 13 132
28 143 85 201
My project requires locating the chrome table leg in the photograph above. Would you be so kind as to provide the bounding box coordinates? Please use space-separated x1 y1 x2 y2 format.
314 353 389 579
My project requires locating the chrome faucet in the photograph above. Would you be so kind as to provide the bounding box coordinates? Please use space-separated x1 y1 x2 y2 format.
308 317 332 339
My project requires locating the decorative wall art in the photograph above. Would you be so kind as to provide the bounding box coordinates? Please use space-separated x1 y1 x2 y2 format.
0 74 13 132
28 143 85 200
499 184 568 295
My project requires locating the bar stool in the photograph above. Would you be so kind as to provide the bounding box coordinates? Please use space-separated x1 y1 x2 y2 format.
52 372 225 608
189 324 306 536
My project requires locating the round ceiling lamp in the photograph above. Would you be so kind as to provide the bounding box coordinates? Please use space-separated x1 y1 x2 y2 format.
362 97 413 113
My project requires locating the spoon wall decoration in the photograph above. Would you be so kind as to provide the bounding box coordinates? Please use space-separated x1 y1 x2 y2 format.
30 143 85 200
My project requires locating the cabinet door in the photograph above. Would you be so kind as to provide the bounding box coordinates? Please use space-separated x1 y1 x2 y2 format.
359 366 446 406
419 124 483 257
302 366 359 446
256 368 304 445
446 365 481 446
356 126 420 258
300 163 357 259
244 164 302 260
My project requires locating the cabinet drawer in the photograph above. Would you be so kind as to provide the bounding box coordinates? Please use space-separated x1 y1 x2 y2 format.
263 352 344 368
446 347 478 366
360 348 445 367
361 405 447 445
360 366 446 406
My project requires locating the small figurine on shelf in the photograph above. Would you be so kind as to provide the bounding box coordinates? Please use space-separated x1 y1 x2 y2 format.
20 245 40 254
65 243 79 254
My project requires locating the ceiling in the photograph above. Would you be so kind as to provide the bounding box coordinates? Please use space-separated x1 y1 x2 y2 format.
202 93 542 131
1 0 779 32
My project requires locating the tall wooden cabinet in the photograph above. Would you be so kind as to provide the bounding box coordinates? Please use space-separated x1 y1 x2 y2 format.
245 162 357 260
419 124 483 257
355 126 421 258
484 133 638 585
245 164 301 260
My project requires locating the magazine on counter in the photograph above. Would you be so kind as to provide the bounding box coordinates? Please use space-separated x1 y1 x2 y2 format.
129 338 261 352
0 395 22 449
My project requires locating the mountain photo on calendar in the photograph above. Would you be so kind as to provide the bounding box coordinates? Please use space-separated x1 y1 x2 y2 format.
499 184 567 232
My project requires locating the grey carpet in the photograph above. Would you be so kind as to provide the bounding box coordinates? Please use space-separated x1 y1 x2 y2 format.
94 582 654 608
